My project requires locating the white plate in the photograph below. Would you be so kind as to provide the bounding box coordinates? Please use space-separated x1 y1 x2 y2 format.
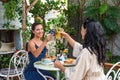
63 60 76 67
63 63 75 67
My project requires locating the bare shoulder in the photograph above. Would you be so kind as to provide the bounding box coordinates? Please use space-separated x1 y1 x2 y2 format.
28 40 35 47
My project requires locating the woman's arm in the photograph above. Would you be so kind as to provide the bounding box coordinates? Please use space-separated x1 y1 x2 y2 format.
61 31 75 48
28 34 53 57
54 60 66 72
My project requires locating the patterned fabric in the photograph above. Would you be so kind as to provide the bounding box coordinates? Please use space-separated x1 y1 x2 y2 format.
24 44 55 80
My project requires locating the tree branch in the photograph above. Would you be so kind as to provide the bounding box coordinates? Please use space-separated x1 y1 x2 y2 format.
22 0 27 30
26 0 38 13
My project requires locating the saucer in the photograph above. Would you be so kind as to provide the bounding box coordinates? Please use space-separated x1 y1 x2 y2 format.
41 61 53 65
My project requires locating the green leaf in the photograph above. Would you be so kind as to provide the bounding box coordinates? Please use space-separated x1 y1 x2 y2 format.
99 4 108 15
84 6 99 18
107 6 120 19
103 18 120 35
106 50 112 57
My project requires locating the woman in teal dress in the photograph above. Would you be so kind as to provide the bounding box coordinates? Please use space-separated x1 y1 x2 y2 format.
24 23 55 80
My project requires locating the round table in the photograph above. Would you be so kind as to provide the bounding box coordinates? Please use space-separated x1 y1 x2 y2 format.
34 61 60 80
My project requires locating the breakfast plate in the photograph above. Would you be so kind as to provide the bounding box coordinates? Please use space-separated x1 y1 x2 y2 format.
63 58 76 67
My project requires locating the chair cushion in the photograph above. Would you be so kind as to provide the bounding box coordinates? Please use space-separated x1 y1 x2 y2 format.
0 42 14 52
0 68 21 75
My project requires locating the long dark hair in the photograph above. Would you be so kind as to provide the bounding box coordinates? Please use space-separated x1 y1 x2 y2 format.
30 22 42 40
83 18 106 65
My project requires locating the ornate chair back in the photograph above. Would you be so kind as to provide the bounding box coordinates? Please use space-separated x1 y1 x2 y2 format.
106 62 120 80
0 50 29 80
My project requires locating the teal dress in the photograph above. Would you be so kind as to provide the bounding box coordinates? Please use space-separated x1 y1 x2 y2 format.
24 44 55 80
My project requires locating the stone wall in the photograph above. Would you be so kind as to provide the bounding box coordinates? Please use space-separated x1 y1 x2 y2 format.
106 0 120 56
113 33 120 56
107 31 120 56
0 2 21 29
0 2 23 50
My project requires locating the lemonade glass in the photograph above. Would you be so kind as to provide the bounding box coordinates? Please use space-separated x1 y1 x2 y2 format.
56 27 64 40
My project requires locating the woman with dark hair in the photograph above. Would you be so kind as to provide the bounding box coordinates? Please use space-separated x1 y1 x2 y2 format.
54 18 107 80
24 23 55 80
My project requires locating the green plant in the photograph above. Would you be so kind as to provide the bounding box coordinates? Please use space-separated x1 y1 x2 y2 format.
29 0 65 24
83 0 120 37
45 13 66 31
25 0 67 39
3 0 22 29
45 13 69 55
106 49 112 60
22 28 31 42
3 0 17 20
0 54 12 68
55 40 65 54
65 3 79 17
64 3 79 35
107 55 120 63
3 0 22 20
2 22 15 29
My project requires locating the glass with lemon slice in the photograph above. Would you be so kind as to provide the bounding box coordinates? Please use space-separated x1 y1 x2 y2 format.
56 27 64 40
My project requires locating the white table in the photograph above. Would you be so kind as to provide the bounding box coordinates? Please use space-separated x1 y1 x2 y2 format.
34 61 60 80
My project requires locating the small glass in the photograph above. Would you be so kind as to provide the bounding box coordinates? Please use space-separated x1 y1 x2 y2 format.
56 27 64 40
56 53 61 60
49 51 55 56
63 54 68 60
62 48 68 60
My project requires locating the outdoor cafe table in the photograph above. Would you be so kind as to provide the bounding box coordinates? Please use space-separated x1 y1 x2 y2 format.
34 58 76 80
34 61 60 80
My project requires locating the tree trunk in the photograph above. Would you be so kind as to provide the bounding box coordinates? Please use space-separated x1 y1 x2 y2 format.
22 0 38 30
22 0 27 31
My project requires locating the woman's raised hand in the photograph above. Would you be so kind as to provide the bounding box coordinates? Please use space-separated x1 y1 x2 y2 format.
45 34 54 42
60 31 75 47
60 31 68 38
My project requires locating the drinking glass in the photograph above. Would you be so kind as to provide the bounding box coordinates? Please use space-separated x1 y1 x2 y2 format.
56 27 64 40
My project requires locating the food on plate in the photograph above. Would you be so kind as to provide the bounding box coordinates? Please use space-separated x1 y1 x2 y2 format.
64 58 74 64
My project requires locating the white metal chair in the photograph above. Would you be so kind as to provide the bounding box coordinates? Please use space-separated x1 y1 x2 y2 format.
36 69 55 80
106 62 120 80
0 50 29 80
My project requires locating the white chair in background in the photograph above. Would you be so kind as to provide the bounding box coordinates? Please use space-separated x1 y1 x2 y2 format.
106 62 120 80
0 50 29 80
